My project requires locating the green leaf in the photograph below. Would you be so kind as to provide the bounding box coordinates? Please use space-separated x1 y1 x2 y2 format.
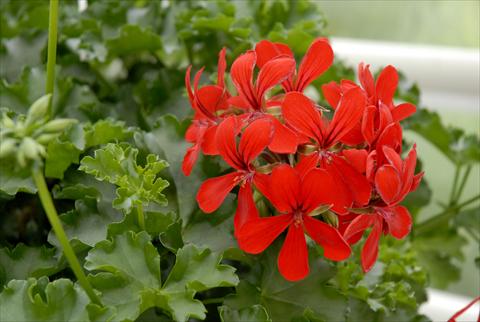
219 304 272 322
106 25 163 56
85 232 238 322
455 206 480 235
414 228 467 288
406 108 480 164
225 242 350 322
79 143 169 213
0 161 36 195
45 140 81 179
84 119 133 148
0 277 90 322
0 245 59 287
135 115 202 224
85 231 161 321
48 198 123 248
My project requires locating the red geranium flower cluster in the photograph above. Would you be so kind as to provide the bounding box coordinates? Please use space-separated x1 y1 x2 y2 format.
183 38 423 281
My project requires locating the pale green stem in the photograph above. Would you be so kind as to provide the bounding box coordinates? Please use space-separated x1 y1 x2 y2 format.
45 0 59 114
33 169 102 305
454 165 472 201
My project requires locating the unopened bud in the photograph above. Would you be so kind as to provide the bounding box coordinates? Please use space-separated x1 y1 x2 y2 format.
36 133 60 145
0 138 17 158
322 211 339 228
21 137 45 161
26 94 51 126
1 113 15 129
41 118 77 133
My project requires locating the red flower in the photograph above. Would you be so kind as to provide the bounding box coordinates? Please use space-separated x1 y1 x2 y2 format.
196 116 273 233
237 164 351 281
282 90 371 212
358 63 416 146
255 38 334 92
228 50 300 154
183 48 230 176
344 145 423 272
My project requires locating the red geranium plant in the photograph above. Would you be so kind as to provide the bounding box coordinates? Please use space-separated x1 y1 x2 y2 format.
183 38 423 281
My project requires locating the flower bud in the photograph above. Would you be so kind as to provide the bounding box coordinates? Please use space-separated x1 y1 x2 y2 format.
41 118 77 133
20 137 45 162
1 113 15 129
322 211 339 228
36 133 60 145
0 138 17 158
25 94 51 126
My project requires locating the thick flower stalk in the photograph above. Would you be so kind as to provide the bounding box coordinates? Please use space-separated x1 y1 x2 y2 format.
183 38 423 281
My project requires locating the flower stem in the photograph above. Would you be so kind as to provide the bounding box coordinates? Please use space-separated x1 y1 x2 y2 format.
454 165 472 201
137 203 145 230
415 194 480 235
33 169 102 305
449 164 461 205
45 0 59 112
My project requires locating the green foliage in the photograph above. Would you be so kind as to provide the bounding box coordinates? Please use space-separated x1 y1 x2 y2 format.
84 231 238 322
0 277 90 322
79 143 169 213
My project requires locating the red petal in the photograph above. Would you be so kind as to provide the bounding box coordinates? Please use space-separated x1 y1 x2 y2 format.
255 57 295 102
319 163 353 214
236 214 292 254
361 221 382 272
376 123 403 165
295 38 333 91
234 184 260 235
278 224 309 281
343 149 367 174
231 51 257 108
253 172 270 199
228 95 251 110
330 156 372 207
343 214 375 243
255 40 293 69
361 105 377 145
268 164 301 213
304 215 351 261
339 121 365 146
295 153 319 178
358 63 375 98
217 47 227 87
382 145 403 172
239 117 273 165
185 123 200 143
282 91 323 143
392 102 416 122
300 168 337 214
182 144 200 176
196 172 239 213
386 206 412 239
201 124 219 155
216 117 244 170
375 65 398 105
398 146 417 200
196 85 227 118
321 81 341 109
268 116 298 154
410 172 424 193
375 165 401 205
325 87 366 147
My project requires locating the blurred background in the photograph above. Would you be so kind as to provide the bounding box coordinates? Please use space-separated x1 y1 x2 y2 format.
318 0 479 300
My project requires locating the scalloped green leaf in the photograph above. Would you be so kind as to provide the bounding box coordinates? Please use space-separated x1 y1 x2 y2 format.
79 143 169 213
0 245 59 287
219 305 272 322
85 232 238 322
0 277 90 322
